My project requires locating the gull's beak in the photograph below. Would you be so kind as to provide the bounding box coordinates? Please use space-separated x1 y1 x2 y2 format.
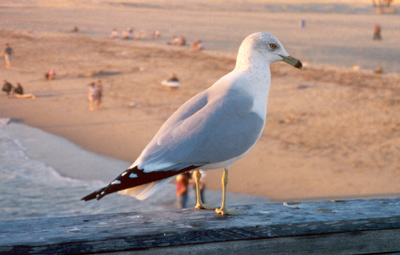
279 54 303 69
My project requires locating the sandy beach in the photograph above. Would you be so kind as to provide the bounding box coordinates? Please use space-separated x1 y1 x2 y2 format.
1 0 399 203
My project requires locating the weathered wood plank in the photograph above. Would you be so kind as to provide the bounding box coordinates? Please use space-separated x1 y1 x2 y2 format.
102 228 400 255
1 198 400 255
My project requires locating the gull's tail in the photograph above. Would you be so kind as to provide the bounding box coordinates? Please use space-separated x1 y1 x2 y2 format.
81 165 200 201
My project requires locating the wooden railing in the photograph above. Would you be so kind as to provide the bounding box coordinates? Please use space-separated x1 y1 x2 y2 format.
1 198 400 254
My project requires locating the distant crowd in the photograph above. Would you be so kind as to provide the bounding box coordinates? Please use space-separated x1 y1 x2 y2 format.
109 28 204 51
1 26 206 104
110 28 161 40
2 22 385 114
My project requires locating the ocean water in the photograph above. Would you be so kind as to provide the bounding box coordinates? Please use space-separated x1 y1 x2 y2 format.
0 123 177 222
0 123 269 222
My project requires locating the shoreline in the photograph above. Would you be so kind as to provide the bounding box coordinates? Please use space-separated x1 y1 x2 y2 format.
1 1 399 202
0 122 270 222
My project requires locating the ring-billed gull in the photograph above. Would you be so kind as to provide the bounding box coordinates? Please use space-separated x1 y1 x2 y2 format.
82 32 302 215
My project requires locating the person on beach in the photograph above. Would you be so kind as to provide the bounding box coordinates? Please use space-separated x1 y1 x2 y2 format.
11 83 36 99
96 80 103 109
2 80 13 95
88 82 98 111
70 26 79 33
161 73 181 88
191 39 204 51
167 73 179 82
121 28 133 39
150 30 160 40
167 35 186 46
176 35 186 46
1 43 12 68
110 28 119 39
176 172 191 209
44 69 56 80
373 23 382 40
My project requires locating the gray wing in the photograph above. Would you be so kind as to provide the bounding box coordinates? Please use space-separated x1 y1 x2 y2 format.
137 85 265 171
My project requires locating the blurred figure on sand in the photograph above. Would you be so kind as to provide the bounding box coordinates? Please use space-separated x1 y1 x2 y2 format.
161 73 180 88
300 19 306 28
45 69 56 80
373 23 381 40
1 43 12 68
96 80 103 109
11 83 36 99
121 28 133 39
70 26 79 33
88 82 98 111
2 80 13 95
110 28 119 39
176 172 191 209
176 35 186 45
150 30 161 40
168 73 179 82
191 39 204 51
168 35 186 46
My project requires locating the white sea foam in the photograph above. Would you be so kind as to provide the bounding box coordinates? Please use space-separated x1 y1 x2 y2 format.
0 123 176 221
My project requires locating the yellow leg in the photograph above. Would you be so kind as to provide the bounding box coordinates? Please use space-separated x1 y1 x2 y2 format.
215 167 246 215
194 170 215 210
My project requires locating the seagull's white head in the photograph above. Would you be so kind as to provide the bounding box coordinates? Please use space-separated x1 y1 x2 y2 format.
235 32 302 71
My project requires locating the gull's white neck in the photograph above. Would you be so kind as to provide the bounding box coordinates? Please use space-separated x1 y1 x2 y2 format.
235 46 271 84
233 47 272 121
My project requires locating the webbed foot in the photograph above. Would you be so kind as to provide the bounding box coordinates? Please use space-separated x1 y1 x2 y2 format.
215 207 246 215
195 203 216 210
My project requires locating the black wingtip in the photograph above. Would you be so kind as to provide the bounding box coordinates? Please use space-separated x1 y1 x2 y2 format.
81 187 107 202
81 193 96 202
